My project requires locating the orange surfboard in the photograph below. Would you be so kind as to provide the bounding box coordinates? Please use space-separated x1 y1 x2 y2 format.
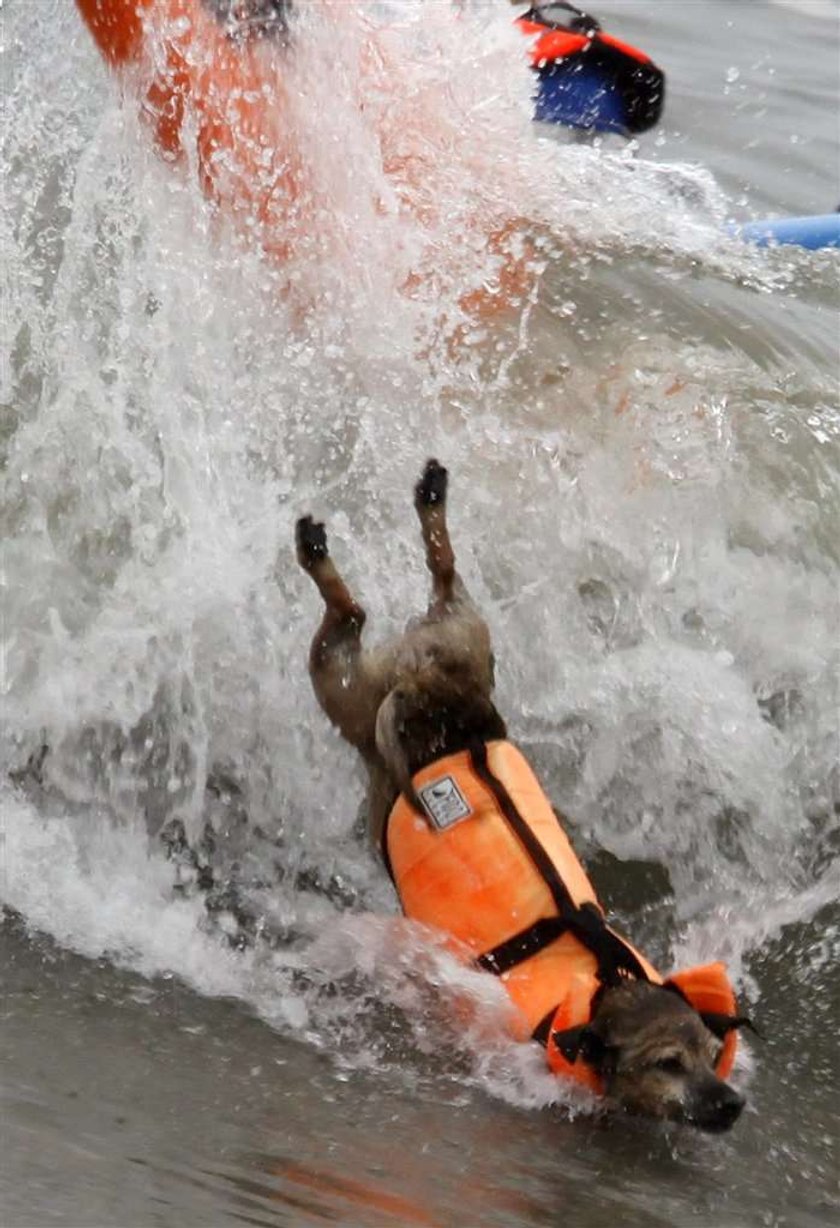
76 0 305 263
76 1 533 319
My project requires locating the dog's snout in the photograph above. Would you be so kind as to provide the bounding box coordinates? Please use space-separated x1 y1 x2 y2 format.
716 1086 745 1127
694 1083 745 1132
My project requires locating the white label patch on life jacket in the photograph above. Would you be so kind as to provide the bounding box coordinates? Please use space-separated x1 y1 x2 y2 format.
418 775 472 829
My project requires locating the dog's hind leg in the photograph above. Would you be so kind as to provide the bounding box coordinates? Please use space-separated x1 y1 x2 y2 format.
296 515 365 652
414 458 461 611
410 458 495 695
370 460 504 813
295 515 386 754
295 514 402 847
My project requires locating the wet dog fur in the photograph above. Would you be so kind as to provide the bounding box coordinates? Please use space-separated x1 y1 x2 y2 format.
296 459 745 1132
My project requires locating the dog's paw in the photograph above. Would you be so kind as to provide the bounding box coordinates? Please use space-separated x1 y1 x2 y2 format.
415 458 448 509
296 515 328 569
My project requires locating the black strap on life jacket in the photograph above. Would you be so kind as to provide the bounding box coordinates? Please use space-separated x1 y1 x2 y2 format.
532 1005 560 1048
467 740 650 990
477 916 568 975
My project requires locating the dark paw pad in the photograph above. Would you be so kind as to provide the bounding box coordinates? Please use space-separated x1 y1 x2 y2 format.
415 458 448 507
296 515 328 566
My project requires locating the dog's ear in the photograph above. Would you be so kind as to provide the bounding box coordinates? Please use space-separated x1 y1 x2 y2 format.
700 1011 762 1041
552 1025 607 1067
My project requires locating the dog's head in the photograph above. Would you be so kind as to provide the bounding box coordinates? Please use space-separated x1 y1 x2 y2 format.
554 981 746 1132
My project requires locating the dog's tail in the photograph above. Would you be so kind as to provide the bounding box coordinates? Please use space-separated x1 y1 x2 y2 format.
374 687 425 815
375 664 507 817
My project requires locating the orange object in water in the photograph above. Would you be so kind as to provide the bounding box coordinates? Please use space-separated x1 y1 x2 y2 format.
667 961 739 1080
76 0 304 263
517 17 655 74
386 740 739 1092
76 2 534 319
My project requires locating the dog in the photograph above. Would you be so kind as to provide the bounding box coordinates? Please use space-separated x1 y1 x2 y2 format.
295 459 747 1132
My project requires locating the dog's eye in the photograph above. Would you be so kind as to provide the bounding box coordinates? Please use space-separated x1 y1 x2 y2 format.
655 1056 686 1075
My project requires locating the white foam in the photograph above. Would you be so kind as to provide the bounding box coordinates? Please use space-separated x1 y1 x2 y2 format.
769 0 838 21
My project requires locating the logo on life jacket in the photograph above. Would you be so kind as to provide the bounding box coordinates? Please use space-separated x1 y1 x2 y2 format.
418 775 473 829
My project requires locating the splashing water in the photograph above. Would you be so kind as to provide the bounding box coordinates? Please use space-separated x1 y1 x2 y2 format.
2 0 839 1125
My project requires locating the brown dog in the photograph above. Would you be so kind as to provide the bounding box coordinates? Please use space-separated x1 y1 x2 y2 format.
296 460 746 1131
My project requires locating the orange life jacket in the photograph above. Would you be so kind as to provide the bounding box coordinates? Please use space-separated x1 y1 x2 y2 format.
385 740 738 1092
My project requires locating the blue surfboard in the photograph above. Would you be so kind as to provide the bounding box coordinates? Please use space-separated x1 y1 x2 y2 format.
731 213 840 251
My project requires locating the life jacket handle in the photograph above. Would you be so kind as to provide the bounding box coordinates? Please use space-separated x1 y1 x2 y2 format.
524 3 601 36
700 1011 763 1041
662 980 759 1041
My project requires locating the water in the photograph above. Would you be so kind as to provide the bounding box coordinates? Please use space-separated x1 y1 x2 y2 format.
2 1 838 1224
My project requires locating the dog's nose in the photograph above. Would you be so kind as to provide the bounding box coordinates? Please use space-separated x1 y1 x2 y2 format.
691 1081 746 1132
711 1085 745 1130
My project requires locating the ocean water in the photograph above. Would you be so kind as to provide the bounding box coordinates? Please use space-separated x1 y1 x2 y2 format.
2 2 838 1225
